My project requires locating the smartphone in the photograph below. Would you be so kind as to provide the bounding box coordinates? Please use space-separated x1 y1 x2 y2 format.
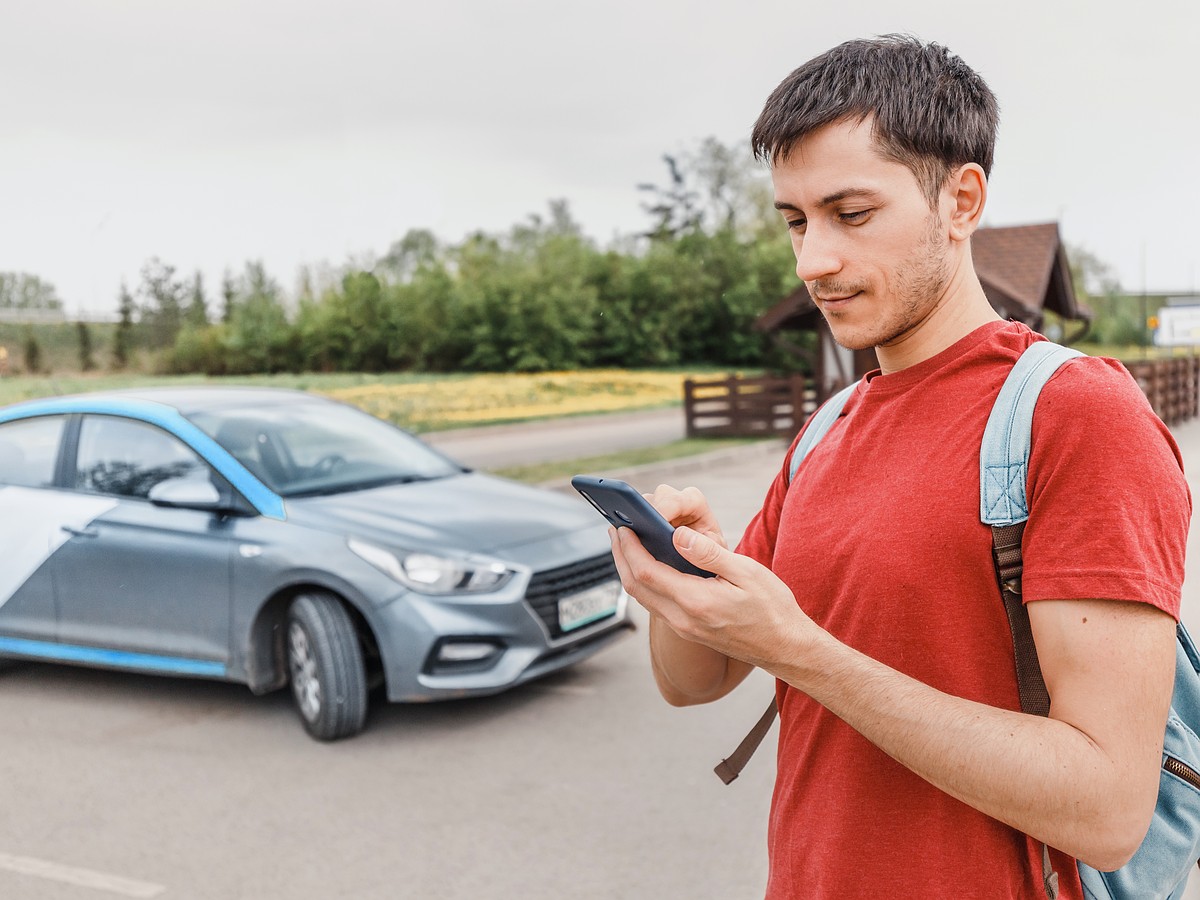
571 475 714 578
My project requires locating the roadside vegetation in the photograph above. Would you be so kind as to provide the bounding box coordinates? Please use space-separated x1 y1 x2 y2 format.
1 140 799 383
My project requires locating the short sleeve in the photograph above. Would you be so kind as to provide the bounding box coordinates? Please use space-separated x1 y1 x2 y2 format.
1021 356 1191 618
735 449 792 569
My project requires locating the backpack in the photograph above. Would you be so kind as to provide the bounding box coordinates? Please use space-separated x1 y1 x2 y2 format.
713 340 1200 900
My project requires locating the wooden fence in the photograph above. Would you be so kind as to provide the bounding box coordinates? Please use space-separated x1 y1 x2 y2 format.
1124 357 1200 426
685 358 1200 438
683 374 818 438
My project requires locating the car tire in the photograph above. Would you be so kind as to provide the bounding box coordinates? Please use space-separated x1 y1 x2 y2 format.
286 592 368 741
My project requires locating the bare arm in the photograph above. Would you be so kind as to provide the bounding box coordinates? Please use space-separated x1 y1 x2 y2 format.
648 614 755 706
632 485 755 706
613 523 1176 870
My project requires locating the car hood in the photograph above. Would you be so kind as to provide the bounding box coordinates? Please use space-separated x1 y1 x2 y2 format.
282 471 607 559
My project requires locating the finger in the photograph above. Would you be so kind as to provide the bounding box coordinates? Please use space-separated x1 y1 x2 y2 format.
644 483 683 518
647 484 709 529
672 525 743 581
611 527 689 622
608 526 633 583
611 526 670 590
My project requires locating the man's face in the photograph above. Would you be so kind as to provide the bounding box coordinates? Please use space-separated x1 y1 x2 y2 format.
771 118 953 352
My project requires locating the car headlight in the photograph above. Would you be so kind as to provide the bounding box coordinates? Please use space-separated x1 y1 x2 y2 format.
347 537 514 595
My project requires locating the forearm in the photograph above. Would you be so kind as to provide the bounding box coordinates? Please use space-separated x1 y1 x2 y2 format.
782 628 1156 869
649 614 753 706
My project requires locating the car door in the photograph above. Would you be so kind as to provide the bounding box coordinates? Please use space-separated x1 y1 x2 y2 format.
0 414 92 643
48 414 234 671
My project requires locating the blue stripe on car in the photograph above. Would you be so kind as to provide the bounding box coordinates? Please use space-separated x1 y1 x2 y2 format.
0 636 226 677
0 396 286 520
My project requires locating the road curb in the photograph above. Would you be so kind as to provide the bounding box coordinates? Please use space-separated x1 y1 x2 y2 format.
422 407 680 443
538 437 788 496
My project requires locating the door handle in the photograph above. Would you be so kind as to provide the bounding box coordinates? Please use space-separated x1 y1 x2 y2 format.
61 525 99 538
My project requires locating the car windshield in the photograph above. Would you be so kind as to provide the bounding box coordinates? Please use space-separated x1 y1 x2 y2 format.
188 399 462 497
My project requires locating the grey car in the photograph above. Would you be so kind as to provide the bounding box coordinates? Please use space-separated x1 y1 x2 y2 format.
0 388 632 740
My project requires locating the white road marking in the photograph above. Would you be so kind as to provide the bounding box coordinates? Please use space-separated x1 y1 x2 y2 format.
0 852 165 897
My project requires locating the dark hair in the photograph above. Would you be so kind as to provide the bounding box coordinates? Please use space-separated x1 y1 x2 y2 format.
750 35 999 206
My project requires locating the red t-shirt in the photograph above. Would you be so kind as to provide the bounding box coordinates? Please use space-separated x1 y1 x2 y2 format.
735 321 1190 899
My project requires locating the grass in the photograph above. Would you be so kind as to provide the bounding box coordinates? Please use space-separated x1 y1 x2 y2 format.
488 437 771 484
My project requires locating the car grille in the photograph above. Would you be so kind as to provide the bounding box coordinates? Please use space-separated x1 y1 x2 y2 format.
524 553 619 640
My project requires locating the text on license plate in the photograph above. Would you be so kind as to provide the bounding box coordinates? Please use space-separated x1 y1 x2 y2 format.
558 581 620 632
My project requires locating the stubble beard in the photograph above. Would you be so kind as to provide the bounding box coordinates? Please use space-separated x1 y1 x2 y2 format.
818 214 952 352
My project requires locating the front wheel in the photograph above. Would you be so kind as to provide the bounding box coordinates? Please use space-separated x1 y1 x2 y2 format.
286 592 368 741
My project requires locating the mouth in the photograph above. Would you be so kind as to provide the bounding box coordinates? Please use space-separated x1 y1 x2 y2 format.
814 291 861 310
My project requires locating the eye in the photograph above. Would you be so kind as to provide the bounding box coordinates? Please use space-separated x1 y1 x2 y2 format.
839 209 872 224
785 217 807 233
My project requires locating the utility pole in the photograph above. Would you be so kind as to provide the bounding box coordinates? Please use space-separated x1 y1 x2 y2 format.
1141 242 1148 360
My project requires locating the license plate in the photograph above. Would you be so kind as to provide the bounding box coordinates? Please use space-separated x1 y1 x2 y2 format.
558 580 620 632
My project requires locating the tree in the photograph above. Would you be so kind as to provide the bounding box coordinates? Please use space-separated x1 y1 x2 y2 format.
379 229 440 282
638 154 704 240
637 138 776 241
137 258 186 348
76 320 96 371
221 270 237 323
0 273 63 311
112 282 136 369
22 328 42 373
1069 244 1122 298
186 271 209 328
1067 244 1143 346
222 261 295 373
690 136 768 233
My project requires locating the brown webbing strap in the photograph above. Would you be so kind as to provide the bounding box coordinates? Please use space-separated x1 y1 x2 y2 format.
993 521 1058 897
714 699 778 784
992 522 1051 718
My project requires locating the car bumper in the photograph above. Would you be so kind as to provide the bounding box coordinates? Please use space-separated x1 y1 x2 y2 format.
375 574 634 702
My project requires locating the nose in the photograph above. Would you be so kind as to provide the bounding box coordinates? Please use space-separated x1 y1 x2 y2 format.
793 226 843 283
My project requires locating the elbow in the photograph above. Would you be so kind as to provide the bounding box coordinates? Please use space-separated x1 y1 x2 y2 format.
1073 805 1154 873
654 675 720 707
651 660 732 707
1077 841 1140 875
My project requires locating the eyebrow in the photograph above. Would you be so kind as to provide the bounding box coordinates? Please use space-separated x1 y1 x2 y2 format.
774 187 883 212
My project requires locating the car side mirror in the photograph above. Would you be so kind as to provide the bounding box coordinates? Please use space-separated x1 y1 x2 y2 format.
148 477 224 511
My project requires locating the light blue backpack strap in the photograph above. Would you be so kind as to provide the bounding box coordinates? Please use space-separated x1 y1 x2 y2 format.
979 342 1084 526
788 382 858 483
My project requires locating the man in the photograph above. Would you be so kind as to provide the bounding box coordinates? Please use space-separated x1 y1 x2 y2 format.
610 36 1191 899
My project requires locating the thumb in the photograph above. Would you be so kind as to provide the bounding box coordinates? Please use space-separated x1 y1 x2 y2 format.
674 525 733 575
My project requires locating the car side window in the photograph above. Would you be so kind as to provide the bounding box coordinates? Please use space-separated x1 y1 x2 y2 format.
0 416 66 487
75 416 208 500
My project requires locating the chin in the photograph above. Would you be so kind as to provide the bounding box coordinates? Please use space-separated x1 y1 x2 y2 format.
824 320 882 352
831 333 879 352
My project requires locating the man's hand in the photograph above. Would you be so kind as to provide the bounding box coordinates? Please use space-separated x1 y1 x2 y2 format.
612 521 812 669
610 483 814 706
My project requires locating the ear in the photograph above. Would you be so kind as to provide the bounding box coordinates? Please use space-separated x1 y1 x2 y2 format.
944 163 987 242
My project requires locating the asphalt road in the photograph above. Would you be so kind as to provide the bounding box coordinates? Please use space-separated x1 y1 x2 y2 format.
0 436 783 900
5 415 1200 899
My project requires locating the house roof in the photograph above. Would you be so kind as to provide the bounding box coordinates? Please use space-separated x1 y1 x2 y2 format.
755 222 1091 333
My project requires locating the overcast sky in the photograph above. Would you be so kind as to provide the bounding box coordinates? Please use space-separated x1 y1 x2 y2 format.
3 0 1197 316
